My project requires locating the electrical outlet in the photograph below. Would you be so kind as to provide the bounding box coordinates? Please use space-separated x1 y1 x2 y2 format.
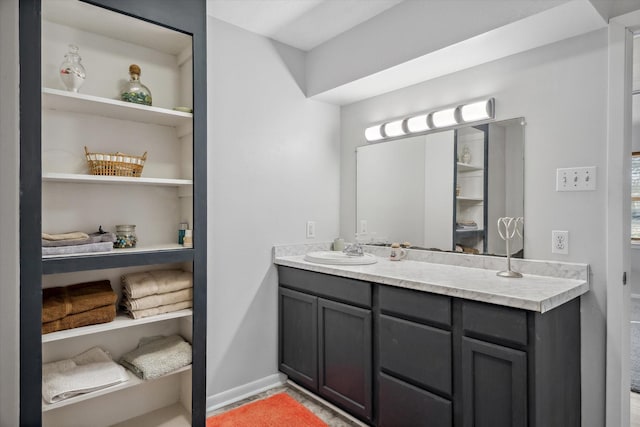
551 230 569 254
359 219 368 234
556 166 597 191
306 221 316 239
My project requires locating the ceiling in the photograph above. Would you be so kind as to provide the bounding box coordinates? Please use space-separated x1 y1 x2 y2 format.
206 0 404 51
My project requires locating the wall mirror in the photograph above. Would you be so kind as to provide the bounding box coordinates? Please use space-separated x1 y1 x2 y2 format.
356 117 524 256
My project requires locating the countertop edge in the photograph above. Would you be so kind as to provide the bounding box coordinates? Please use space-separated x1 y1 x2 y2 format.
274 256 589 313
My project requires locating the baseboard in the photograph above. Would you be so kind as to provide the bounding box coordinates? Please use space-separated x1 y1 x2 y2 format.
286 380 369 427
206 373 287 413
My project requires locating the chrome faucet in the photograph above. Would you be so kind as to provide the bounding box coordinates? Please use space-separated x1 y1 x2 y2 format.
343 242 364 257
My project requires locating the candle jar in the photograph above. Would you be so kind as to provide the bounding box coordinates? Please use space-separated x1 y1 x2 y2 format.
114 224 137 248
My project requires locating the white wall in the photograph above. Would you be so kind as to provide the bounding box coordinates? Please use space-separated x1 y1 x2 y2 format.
0 0 20 425
206 17 340 403
340 29 608 426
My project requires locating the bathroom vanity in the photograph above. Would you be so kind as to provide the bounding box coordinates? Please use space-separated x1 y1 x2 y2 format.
274 245 588 427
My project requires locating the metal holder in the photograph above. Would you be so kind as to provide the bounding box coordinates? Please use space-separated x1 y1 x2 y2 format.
496 217 524 278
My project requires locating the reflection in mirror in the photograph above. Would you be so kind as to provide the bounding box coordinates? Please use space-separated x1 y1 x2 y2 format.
356 118 524 256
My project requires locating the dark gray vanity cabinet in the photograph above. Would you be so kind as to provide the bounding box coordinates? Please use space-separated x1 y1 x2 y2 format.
278 266 373 422
278 267 581 427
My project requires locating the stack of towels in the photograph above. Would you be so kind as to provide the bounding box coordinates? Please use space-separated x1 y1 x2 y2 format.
456 219 478 231
42 347 128 404
120 335 192 380
121 269 193 319
42 230 116 256
42 280 118 334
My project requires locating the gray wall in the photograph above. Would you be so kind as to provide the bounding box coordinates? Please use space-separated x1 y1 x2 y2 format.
0 0 20 425
206 17 341 404
340 29 608 426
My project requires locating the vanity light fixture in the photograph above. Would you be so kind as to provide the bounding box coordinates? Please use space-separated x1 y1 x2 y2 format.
364 97 495 142
383 119 406 137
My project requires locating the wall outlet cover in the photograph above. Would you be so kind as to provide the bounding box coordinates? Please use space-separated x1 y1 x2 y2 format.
551 230 569 254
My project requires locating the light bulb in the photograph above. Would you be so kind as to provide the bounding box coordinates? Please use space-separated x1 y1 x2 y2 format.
406 114 430 133
460 99 493 122
431 108 458 128
383 120 405 138
364 124 384 142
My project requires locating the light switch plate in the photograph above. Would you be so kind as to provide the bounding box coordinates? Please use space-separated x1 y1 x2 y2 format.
556 167 596 191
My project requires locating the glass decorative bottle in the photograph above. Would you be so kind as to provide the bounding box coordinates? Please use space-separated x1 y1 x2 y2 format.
59 44 86 92
121 64 152 106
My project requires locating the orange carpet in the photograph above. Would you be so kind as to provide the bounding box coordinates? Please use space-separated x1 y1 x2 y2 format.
207 392 329 427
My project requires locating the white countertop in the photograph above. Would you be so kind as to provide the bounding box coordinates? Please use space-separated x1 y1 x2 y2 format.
274 252 589 313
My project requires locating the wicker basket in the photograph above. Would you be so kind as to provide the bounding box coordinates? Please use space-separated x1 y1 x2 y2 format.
85 146 147 177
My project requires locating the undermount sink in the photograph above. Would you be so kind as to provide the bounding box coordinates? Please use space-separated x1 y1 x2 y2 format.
304 251 378 265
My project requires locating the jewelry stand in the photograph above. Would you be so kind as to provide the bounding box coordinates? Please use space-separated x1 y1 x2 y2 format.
496 217 524 278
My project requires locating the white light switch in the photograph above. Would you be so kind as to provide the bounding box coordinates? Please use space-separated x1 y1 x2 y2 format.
556 167 596 191
306 221 316 239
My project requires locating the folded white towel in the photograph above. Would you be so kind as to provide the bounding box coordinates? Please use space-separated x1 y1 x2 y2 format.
42 347 129 404
123 288 193 311
120 335 192 380
124 300 193 320
122 269 192 299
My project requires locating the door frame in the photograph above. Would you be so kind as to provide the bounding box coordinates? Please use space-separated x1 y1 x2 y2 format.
607 10 638 427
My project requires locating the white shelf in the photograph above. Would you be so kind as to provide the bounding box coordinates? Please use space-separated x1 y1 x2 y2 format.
42 88 193 127
456 228 484 233
42 172 193 188
457 162 483 172
457 196 484 202
111 403 191 427
42 1 191 56
42 244 190 260
42 365 192 411
42 310 193 343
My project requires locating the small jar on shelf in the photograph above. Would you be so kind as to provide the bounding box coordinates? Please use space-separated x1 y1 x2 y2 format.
121 64 152 106
114 224 137 248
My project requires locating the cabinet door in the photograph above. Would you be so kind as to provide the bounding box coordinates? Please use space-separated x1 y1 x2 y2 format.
279 288 318 391
318 298 372 422
462 337 527 427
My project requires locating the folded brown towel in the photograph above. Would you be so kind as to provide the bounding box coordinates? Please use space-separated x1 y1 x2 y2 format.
42 280 117 323
42 304 116 334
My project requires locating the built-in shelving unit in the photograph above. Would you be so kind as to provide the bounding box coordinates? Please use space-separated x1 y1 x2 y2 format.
454 125 488 253
19 1 206 426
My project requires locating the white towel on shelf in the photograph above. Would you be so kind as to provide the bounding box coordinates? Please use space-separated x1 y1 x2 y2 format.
42 347 129 404
120 335 192 380
121 269 192 299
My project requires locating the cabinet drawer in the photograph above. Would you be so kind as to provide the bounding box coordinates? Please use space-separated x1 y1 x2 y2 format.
379 315 452 396
379 285 451 327
278 266 371 307
462 300 527 347
378 373 452 427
